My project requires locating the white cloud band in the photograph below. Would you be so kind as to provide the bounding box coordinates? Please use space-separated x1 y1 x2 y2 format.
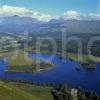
0 5 53 22
0 5 100 21
62 11 100 20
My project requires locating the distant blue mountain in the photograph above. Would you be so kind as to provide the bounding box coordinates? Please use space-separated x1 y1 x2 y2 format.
0 15 42 24
0 15 100 34
0 15 44 33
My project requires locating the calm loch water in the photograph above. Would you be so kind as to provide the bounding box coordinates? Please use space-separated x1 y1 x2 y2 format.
0 54 100 94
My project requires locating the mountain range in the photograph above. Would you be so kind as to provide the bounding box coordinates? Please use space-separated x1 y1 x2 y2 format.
0 15 100 34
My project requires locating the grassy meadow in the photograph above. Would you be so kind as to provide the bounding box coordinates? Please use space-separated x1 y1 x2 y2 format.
0 50 55 72
0 80 53 100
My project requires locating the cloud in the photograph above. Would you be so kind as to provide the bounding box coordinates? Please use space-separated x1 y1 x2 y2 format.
0 5 53 21
64 10 80 18
63 11 80 19
62 10 100 20
0 5 100 21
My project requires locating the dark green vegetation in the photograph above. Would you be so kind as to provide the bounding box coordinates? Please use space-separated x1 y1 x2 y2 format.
77 88 100 100
51 85 100 100
51 85 73 100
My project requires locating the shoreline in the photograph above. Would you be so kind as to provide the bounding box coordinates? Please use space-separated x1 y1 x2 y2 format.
4 67 54 73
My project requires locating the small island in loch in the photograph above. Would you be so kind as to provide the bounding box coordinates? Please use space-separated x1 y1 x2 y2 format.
80 62 96 70
75 62 96 71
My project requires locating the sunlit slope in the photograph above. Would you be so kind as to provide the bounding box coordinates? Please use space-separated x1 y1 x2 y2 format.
0 81 53 100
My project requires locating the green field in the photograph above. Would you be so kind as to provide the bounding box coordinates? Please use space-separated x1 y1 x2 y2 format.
67 53 100 62
0 50 55 72
58 52 100 62
0 81 53 100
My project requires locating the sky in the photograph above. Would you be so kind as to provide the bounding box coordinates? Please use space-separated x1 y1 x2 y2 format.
0 0 99 21
0 0 99 15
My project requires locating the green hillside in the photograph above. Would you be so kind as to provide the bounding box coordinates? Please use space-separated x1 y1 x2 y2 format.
0 81 53 100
